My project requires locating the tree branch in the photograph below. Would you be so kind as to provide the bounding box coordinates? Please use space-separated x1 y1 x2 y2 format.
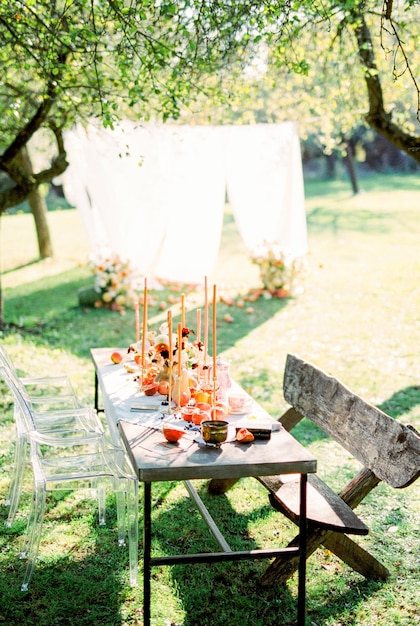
380 2 420 122
353 13 420 163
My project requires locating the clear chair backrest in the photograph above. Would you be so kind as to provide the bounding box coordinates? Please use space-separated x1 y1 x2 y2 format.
0 366 36 435
0 344 17 374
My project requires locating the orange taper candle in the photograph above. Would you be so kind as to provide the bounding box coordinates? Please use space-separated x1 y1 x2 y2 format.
181 293 185 330
167 310 173 361
212 284 217 375
212 284 217 411
196 308 201 345
141 278 148 375
177 322 182 376
167 310 173 409
134 300 140 343
204 276 208 365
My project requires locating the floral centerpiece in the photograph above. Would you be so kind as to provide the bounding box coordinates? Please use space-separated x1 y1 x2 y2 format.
87 253 141 312
251 242 306 298
129 323 203 384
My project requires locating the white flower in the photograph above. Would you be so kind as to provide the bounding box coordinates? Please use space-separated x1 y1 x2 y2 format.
88 254 141 311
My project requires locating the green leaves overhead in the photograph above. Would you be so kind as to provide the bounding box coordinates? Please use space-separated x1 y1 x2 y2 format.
0 0 419 212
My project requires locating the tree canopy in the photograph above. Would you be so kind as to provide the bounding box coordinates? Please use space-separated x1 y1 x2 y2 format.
0 0 419 214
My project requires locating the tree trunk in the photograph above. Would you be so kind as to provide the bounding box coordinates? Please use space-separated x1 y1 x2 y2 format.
15 148 54 258
352 12 420 164
342 141 360 195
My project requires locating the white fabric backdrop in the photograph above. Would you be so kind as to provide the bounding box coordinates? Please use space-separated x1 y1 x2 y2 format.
62 122 307 283
226 122 308 258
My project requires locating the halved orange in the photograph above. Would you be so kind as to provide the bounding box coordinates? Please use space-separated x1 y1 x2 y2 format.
162 425 185 443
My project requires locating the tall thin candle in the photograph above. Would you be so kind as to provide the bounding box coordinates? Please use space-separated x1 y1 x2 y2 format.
181 293 185 330
212 284 217 371
167 310 173 362
212 284 217 411
196 308 201 345
141 278 148 378
204 276 208 365
167 310 173 411
134 300 140 343
177 322 182 376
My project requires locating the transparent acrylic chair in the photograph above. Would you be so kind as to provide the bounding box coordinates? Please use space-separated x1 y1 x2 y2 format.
1 363 106 529
2 367 138 590
0 343 80 410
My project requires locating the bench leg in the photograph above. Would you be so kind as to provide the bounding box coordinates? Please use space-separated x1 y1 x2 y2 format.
322 532 389 580
260 525 389 586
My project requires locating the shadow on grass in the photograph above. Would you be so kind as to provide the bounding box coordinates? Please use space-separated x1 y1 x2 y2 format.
1 258 43 275
307 206 401 235
151 480 299 626
2 271 290 360
377 385 420 419
304 173 420 199
150 479 385 626
0 499 128 626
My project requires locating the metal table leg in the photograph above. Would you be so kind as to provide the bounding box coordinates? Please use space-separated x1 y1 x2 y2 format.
297 473 308 625
143 482 152 626
143 475 309 625
94 371 104 413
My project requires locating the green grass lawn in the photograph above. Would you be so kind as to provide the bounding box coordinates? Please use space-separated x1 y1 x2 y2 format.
0 173 419 625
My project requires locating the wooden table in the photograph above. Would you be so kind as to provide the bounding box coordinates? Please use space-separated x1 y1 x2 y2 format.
91 348 317 625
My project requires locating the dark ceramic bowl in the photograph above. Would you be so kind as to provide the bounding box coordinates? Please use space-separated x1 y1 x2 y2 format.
201 420 228 446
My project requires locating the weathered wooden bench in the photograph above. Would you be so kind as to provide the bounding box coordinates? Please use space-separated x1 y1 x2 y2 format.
209 354 420 585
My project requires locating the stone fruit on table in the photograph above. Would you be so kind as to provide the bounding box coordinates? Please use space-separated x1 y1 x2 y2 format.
210 406 226 420
162 425 185 443
175 391 190 407
215 402 229 416
110 351 123 364
144 383 158 396
194 401 211 414
194 390 211 404
236 428 254 443
157 380 170 396
172 369 191 407
192 410 210 426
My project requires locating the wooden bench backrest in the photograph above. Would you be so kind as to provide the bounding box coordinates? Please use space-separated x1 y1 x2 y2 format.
283 354 420 489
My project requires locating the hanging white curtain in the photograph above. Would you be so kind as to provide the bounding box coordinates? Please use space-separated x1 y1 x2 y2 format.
62 121 307 283
61 126 109 252
79 122 169 274
152 125 226 283
225 122 308 258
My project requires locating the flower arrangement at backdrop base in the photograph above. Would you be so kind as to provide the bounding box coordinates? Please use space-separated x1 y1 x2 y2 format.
85 253 142 313
251 242 306 299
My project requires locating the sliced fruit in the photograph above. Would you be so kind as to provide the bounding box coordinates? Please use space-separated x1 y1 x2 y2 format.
162 425 185 442
236 428 254 443
144 383 157 396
